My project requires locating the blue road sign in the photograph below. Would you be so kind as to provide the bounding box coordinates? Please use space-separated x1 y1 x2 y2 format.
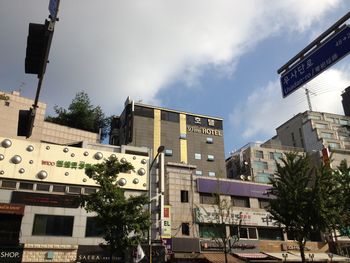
281 25 350 98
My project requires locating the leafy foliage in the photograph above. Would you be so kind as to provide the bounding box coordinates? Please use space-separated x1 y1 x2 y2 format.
334 160 350 237
80 156 150 259
45 91 111 140
268 152 340 262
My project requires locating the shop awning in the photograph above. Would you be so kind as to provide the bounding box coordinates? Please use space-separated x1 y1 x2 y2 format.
203 253 244 263
288 252 350 262
262 252 302 261
235 253 270 259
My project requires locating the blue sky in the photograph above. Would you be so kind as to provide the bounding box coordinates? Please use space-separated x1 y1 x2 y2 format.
1 1 350 156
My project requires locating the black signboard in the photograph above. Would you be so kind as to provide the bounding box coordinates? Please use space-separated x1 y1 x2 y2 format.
0 245 24 263
76 246 123 263
11 192 80 208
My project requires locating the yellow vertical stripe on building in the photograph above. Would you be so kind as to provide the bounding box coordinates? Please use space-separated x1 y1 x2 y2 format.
179 113 188 163
153 109 161 158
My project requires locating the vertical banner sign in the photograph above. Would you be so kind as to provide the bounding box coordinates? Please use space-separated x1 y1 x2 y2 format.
161 205 171 238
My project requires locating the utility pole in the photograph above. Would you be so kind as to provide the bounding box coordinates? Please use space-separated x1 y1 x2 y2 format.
18 0 60 138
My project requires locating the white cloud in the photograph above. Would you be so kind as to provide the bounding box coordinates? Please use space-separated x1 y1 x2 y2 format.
230 65 350 141
0 0 345 115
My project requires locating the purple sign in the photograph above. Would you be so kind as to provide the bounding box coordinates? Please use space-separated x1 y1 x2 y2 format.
197 178 271 198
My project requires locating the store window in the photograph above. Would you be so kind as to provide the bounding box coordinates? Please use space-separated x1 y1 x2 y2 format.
199 224 225 238
32 215 74 236
258 228 283 240
258 199 270 209
231 196 250 208
231 226 257 239
200 193 218 205
85 217 103 237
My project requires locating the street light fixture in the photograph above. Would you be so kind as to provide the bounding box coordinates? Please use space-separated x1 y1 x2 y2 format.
282 253 288 263
148 145 165 263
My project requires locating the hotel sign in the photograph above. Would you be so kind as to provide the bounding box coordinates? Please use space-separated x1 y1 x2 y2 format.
187 126 223 136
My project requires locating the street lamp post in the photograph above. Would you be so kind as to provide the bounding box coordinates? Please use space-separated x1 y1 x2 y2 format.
148 145 165 263
282 253 288 263
328 253 333 263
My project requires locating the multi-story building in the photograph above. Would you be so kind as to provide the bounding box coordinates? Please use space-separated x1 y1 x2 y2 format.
341 86 350 117
163 163 342 263
275 110 350 153
110 98 226 178
226 141 304 184
0 136 154 263
0 90 100 145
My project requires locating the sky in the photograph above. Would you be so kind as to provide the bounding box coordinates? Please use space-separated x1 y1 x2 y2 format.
1 1 350 156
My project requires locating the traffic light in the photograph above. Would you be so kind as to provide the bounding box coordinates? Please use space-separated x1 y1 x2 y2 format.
25 21 51 77
17 108 35 138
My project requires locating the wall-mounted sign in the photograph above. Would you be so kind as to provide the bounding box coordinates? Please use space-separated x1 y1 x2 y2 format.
0 245 24 263
161 206 171 238
195 207 279 227
11 192 80 208
187 126 223 136
76 245 123 263
0 203 24 215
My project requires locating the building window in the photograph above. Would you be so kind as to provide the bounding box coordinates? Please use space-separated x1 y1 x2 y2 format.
195 170 203 176
19 182 34 190
32 215 74 236
231 196 250 208
164 149 173 156
52 185 66 193
258 228 283 240
321 132 333 139
207 155 215 161
182 223 190 236
231 226 257 239
36 184 50 192
206 137 213 144
255 150 264 159
68 186 81 194
134 106 154 118
161 110 179 122
1 180 17 189
194 153 201 160
340 119 349 125
255 173 273 184
208 171 216 177
179 133 187 139
85 217 103 237
269 152 282 161
253 161 268 171
328 142 340 149
199 224 225 238
314 123 327 129
181 190 189 203
258 199 270 209
200 193 218 205
84 188 97 194
5 101 10 107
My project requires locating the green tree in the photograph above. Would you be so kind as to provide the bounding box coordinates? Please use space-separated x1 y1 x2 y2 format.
334 160 350 238
268 152 339 263
80 156 150 262
196 184 241 263
45 91 111 140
